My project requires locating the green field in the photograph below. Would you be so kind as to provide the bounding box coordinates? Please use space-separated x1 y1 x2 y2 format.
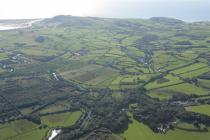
121 114 210 140
153 83 209 96
0 111 81 140
0 119 48 140
59 64 119 87
0 53 8 61
171 63 207 75
39 101 71 114
41 111 82 127
148 91 173 100
186 105 210 116
145 74 182 90
198 79 210 88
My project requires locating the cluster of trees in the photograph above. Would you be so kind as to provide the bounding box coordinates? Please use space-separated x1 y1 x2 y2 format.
54 91 130 140
35 36 46 43
14 43 27 48
130 89 210 133
178 111 210 130
131 96 182 132
77 92 130 133
0 96 21 123
0 109 20 123
199 72 210 80
24 114 41 125
0 73 80 124
134 104 183 132
175 41 192 45
136 34 159 46
135 34 159 53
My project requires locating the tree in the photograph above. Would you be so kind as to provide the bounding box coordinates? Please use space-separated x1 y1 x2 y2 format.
193 121 201 129
35 36 46 43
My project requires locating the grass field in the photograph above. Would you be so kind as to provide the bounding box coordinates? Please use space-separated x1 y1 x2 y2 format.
0 53 8 61
41 111 82 127
20 48 59 57
20 107 34 115
121 113 210 140
179 67 210 78
9 128 48 140
0 68 5 73
59 64 119 86
148 91 173 100
171 63 207 75
155 83 209 96
0 111 82 140
39 102 70 114
186 105 210 116
198 79 210 88
145 74 182 90
0 119 48 140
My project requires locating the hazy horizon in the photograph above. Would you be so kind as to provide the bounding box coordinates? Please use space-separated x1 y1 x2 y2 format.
0 0 210 21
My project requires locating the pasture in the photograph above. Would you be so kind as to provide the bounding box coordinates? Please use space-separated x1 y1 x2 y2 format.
41 111 82 127
121 114 210 140
186 105 210 116
0 119 47 140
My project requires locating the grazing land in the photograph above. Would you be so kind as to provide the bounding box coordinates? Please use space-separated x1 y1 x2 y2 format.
186 105 210 116
41 111 82 127
0 119 48 140
122 114 210 140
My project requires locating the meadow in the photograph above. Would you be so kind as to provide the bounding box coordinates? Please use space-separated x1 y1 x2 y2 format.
41 111 82 127
186 105 210 116
0 119 47 140
121 114 210 140
0 111 81 140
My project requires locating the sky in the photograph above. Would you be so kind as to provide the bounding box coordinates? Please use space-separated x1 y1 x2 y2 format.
0 0 209 21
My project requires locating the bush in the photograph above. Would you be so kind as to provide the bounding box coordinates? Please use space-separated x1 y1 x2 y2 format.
175 41 192 45
35 36 46 43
